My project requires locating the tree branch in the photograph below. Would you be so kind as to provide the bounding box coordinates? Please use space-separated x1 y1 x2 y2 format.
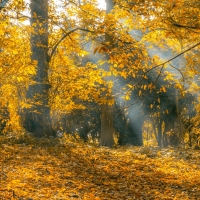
49 27 94 60
115 41 200 112
49 28 79 60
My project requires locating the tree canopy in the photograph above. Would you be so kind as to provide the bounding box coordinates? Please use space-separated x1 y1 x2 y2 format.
0 0 199 147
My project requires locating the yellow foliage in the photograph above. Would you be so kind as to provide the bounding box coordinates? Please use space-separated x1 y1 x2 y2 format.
0 0 199 134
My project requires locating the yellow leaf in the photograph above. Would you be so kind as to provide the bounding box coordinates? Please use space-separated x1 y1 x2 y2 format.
127 84 133 89
161 86 166 93
17 77 23 82
121 71 127 79
125 95 130 100
11 180 21 184
12 50 18 55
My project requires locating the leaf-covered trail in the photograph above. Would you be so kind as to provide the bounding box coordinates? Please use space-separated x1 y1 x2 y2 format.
0 138 200 200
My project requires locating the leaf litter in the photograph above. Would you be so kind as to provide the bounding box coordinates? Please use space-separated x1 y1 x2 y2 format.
0 135 199 200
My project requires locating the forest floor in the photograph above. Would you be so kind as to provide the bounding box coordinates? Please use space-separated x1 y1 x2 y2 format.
0 134 200 200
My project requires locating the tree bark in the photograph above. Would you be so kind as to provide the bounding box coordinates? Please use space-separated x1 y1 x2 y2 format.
100 0 115 147
100 104 114 147
176 89 183 145
157 119 162 147
24 0 55 137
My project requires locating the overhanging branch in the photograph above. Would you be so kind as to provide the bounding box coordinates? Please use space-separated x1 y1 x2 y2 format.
49 27 94 61
49 28 79 60
117 41 200 111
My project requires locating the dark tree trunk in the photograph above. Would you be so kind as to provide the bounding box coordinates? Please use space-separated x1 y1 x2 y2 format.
162 128 168 148
157 119 162 147
163 117 170 147
100 0 115 147
176 89 183 145
100 104 114 147
152 120 158 142
24 0 55 137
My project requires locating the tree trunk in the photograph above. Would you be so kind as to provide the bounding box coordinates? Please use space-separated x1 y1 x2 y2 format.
100 104 114 147
153 121 158 142
100 0 115 147
175 89 183 146
24 0 55 137
162 127 168 148
157 119 162 147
